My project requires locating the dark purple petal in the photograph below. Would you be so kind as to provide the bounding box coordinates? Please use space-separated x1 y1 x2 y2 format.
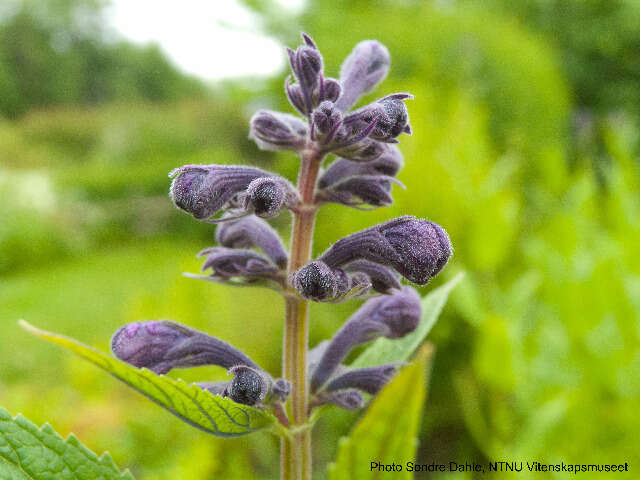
317 216 452 285
325 363 402 395
216 216 288 269
169 165 269 219
111 320 259 374
336 40 391 112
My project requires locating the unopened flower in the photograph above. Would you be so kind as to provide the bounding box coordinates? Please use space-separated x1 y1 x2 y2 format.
310 287 421 391
226 365 271 406
243 176 299 219
334 138 388 163
249 110 307 151
216 216 288 269
196 247 281 283
335 40 391 112
169 165 269 220
318 146 404 188
111 320 259 374
316 216 452 285
317 174 400 208
325 363 402 395
290 260 371 302
342 93 412 143
343 260 401 294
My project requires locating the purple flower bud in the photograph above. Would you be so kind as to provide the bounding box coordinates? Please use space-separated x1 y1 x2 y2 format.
310 287 421 391
243 176 298 219
312 101 343 138
334 138 387 163
325 363 402 395
284 77 307 116
318 175 399 208
317 216 452 285
318 146 404 188
286 33 324 114
290 261 371 302
169 165 269 220
249 110 307 151
336 40 391 112
320 78 341 103
226 365 270 406
311 389 364 410
344 260 401 294
343 93 412 143
197 247 279 281
111 321 259 374
216 216 288 269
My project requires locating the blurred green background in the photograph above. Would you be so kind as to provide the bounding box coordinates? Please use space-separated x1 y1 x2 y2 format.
1 0 639 478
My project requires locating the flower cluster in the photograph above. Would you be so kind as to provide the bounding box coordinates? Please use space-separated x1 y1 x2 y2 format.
111 34 453 414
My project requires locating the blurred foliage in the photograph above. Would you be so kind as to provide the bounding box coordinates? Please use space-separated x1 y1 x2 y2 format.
1 0 640 479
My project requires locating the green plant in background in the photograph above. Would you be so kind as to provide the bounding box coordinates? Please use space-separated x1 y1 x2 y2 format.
11 34 459 479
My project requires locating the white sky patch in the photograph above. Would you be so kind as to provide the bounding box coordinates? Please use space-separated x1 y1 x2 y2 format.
106 0 304 80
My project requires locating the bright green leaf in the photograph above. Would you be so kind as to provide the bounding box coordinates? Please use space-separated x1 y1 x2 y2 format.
19 321 275 438
328 345 433 480
352 273 463 368
0 406 134 480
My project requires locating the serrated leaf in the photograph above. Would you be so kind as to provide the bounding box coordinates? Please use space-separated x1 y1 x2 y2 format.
0 406 134 480
20 321 275 438
352 273 463 368
328 345 433 480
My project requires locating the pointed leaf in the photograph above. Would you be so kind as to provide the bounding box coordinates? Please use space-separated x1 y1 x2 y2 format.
0 406 134 480
328 345 433 480
20 321 275 438
351 273 463 368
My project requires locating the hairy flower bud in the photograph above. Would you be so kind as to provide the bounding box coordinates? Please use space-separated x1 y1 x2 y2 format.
169 165 269 220
249 110 307 151
243 176 298 219
336 40 391 112
316 216 452 285
312 101 342 138
325 364 402 395
318 146 404 188
334 138 387 162
311 389 364 410
197 247 279 282
310 287 421 391
320 78 341 103
111 321 259 374
285 33 325 115
216 216 288 268
318 175 399 208
226 365 270 406
271 378 292 403
290 260 337 301
343 93 412 143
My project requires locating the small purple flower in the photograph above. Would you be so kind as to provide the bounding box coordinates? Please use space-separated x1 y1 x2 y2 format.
195 247 281 283
111 321 260 374
316 174 401 208
342 93 412 143
215 216 288 269
249 110 307 152
325 363 402 395
169 165 269 220
314 216 452 285
310 287 421 391
335 40 391 112
318 146 404 188
243 176 299 219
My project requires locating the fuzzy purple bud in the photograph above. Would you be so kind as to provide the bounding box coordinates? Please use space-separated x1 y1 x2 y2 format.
290 260 338 301
249 110 307 151
334 138 387 163
343 93 412 143
197 247 279 281
310 287 421 391
226 365 270 406
311 389 364 410
318 146 404 188
316 216 452 285
271 378 292 403
216 216 288 269
111 321 259 374
169 165 269 220
318 175 397 208
286 33 325 114
336 40 391 112
320 78 341 103
325 364 402 395
312 101 342 137
243 176 298 219
344 260 401 294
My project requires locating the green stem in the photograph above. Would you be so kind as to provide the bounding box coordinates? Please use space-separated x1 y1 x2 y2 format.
281 149 322 480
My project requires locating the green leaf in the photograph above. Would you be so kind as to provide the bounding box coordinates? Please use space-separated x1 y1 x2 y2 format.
352 273 463 368
328 345 433 480
19 321 275 438
0 406 134 480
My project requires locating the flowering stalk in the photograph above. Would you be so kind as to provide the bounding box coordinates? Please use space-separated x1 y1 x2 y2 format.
109 33 453 480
